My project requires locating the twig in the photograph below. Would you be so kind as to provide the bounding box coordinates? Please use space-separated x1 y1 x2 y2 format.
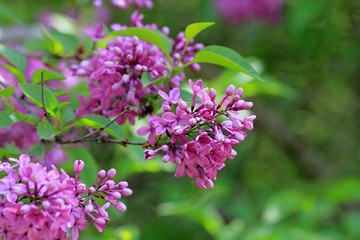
45 106 133 146
44 136 146 147
40 70 51 122
81 105 131 140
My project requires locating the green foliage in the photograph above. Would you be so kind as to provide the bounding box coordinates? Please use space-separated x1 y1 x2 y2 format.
32 68 65 83
192 45 263 81
0 110 23 128
74 114 125 140
19 83 58 113
184 22 215 42
0 86 14 98
0 44 27 72
37 120 60 139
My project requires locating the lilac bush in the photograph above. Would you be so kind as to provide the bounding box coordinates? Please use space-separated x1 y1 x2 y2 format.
0 1 260 238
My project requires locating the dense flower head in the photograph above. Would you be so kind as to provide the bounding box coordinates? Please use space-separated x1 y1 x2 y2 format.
74 35 167 124
214 0 285 24
137 79 255 189
74 11 203 124
0 154 132 239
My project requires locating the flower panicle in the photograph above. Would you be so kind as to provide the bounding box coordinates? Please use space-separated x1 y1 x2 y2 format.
137 79 255 189
0 154 131 240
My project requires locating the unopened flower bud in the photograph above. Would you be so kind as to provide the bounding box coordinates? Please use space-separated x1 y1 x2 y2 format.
126 54 133 62
107 168 116 178
122 74 130 83
88 186 96 194
161 145 169 152
73 160 85 173
174 126 184 135
235 88 243 97
104 61 114 68
98 170 106 178
204 100 214 109
189 118 198 126
121 188 133 196
115 202 127 212
118 181 128 188
209 88 217 99
162 105 171 112
112 82 121 90
226 84 235 95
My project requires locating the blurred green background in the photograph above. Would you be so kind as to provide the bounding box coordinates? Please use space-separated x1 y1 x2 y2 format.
1 0 360 239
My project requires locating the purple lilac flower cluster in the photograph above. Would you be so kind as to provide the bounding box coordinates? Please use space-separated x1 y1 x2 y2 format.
0 154 132 240
94 0 153 9
75 11 203 124
214 0 285 24
137 79 255 189
74 35 167 124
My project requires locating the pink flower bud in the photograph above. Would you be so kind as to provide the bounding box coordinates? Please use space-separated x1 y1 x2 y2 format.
98 170 106 178
107 168 116 178
118 181 128 188
226 84 235 95
162 154 170 163
209 89 217 99
204 100 214 109
235 88 243 97
189 118 198 126
161 145 169 152
88 186 96 194
121 188 133 196
163 105 171 112
126 54 133 62
115 202 127 212
73 160 85 173
104 61 114 68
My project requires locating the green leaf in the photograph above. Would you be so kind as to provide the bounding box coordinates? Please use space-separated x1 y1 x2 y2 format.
74 114 125 140
32 68 65 84
192 45 263 81
185 22 215 42
0 3 23 23
19 83 58 112
64 147 99 186
262 189 304 225
158 202 222 235
37 120 60 139
0 86 14 98
100 27 172 58
2 63 26 83
0 110 24 128
42 28 79 56
0 44 27 72
58 103 75 126
141 72 153 86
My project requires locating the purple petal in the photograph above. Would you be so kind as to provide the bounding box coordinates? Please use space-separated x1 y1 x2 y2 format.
158 90 169 101
162 112 177 122
137 126 150 136
169 88 180 100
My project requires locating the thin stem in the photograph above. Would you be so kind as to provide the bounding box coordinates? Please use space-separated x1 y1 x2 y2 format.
81 105 131 140
41 70 51 122
43 106 141 146
44 136 146 147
